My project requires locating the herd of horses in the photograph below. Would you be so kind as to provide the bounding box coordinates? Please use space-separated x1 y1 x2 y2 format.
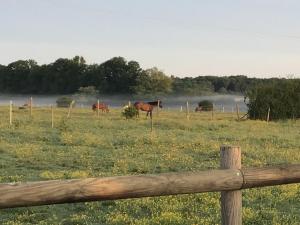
92 101 162 119
19 100 206 119
93 100 212 118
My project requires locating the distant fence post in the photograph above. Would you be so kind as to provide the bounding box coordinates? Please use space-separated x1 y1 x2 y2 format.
30 97 33 117
97 99 100 117
220 146 242 225
157 100 160 117
150 116 153 133
9 101 13 126
236 104 240 121
211 104 214 120
267 107 270 123
186 101 189 120
51 105 54 128
67 100 75 119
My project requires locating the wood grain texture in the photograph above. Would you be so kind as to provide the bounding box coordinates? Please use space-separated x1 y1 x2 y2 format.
0 169 242 209
243 164 300 188
220 146 242 225
220 146 242 169
1 164 300 210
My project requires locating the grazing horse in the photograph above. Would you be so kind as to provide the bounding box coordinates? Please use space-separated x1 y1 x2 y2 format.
134 100 162 118
92 103 109 113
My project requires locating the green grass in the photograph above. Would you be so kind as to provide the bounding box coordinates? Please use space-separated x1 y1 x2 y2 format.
0 106 299 225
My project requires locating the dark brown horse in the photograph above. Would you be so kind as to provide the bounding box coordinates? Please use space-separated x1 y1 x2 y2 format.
134 100 162 118
92 103 109 113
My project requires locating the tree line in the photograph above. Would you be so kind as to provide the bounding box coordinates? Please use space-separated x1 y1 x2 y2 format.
0 56 298 96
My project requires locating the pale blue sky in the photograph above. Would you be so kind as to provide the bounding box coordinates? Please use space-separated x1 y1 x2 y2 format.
1 0 300 77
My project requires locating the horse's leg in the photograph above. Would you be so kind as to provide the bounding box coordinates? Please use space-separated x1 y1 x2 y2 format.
150 110 152 119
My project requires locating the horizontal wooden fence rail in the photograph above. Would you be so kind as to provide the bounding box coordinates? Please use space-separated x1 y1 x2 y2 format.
1 165 300 209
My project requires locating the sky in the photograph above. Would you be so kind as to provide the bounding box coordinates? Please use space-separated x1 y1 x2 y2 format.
1 0 300 78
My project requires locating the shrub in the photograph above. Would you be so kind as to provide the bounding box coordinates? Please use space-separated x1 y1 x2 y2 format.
56 96 75 108
198 100 213 111
77 86 99 96
122 105 138 119
245 80 300 120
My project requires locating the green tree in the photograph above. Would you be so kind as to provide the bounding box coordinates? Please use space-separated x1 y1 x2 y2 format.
134 67 173 96
46 56 87 94
245 80 300 120
172 77 213 95
5 60 38 93
100 57 142 94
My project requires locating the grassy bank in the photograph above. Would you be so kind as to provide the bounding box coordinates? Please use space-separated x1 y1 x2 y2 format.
0 106 299 225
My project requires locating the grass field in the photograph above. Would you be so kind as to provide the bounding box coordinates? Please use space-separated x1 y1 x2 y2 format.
0 106 299 225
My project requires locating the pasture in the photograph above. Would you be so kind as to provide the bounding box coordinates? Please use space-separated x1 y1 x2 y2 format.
0 106 299 225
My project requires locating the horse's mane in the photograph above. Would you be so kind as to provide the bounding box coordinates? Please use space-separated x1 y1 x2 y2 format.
147 101 160 106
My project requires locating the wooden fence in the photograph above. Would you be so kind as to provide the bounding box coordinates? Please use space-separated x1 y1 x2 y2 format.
1 146 300 225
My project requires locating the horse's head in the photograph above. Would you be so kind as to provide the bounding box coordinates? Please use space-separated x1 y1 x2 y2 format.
158 101 163 108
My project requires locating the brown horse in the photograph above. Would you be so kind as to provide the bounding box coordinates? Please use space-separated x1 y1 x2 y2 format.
134 101 162 118
92 103 109 113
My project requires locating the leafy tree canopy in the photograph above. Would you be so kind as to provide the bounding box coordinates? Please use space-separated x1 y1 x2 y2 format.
0 56 299 97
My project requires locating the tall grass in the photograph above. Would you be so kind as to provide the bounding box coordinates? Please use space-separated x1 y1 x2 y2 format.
0 107 299 224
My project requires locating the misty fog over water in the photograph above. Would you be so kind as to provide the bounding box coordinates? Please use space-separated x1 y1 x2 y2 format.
0 94 247 112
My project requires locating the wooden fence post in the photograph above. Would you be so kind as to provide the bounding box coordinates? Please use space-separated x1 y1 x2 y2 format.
267 107 270 123
186 101 189 120
236 104 240 121
30 97 33 117
51 105 54 128
157 100 160 117
67 100 75 119
9 101 13 126
97 99 100 117
220 146 242 225
211 104 214 120
150 116 153 133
